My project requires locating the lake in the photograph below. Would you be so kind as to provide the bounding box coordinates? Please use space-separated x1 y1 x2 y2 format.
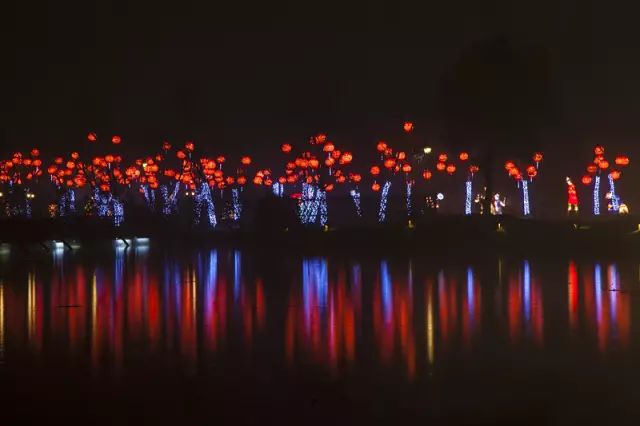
0 241 639 424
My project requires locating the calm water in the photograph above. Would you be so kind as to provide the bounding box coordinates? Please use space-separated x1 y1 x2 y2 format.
1 243 640 424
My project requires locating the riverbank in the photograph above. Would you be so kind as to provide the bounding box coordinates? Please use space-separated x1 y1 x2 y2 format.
1 215 640 256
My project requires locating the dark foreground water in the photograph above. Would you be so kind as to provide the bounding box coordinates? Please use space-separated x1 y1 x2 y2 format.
1 242 640 425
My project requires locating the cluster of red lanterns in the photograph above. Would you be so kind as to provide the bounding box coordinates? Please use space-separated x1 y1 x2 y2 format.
581 145 628 186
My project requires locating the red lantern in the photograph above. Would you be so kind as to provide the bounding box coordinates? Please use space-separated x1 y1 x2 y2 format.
436 162 446 172
325 158 335 167
610 170 621 180
459 152 469 161
397 151 406 161
111 135 122 144
615 155 630 166
599 160 609 170
87 132 98 142
176 150 186 160
185 141 195 151
340 152 353 164
351 173 362 183
402 164 412 173
315 133 327 144
370 166 381 176
241 156 252 165
30 148 40 157
533 152 543 163
438 153 448 163
581 175 592 185
216 156 226 164
376 141 387 152
586 164 597 174
526 165 537 178
446 164 456 175
403 121 414 133
422 169 432 180
308 159 320 169
281 143 292 153
469 165 479 174
504 161 515 171
372 182 381 192
594 145 605 155
384 158 396 169
323 142 335 152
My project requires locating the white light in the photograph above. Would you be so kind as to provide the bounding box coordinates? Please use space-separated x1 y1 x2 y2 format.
423 146 432 154
437 193 444 201
54 241 64 249
135 237 149 244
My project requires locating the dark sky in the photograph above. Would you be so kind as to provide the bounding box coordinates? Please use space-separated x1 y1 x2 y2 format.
3 0 640 166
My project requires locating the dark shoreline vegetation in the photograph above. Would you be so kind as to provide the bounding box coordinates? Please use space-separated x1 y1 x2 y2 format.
2 213 640 257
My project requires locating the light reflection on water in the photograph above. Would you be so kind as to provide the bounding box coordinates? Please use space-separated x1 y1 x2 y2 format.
0 247 636 380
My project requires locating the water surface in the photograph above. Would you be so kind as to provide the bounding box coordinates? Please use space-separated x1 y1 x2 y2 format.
1 243 639 424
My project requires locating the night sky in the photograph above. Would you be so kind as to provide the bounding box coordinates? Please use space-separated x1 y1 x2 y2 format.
4 1 640 211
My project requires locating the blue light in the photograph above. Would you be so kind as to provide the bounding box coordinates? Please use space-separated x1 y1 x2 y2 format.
522 180 530 216
59 188 76 217
193 182 217 227
380 261 392 324
231 188 242 221
593 174 601 215
349 189 362 217
160 183 180 217
465 180 472 215
377 181 391 223
406 181 412 217
608 173 620 213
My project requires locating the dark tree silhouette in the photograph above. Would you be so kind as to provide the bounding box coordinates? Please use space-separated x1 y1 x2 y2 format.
436 36 557 213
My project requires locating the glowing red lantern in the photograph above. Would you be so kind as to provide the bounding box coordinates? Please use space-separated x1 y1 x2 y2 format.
504 161 515 171
309 159 320 169
581 175 592 185
66 161 76 169
422 169 432 180
594 145 604 155
87 132 97 142
586 164 597 174
615 155 630 166
384 158 396 169
30 148 40 157
372 182 381 192
340 152 353 164
281 143 292 153
162 141 172 151
325 158 335 167
315 134 327 144
526 165 537 178
610 170 621 180
599 160 609 170
216 156 226 164
397 151 406 161
459 152 469 161
533 152 543 163
401 164 412 173
185 141 195 151
111 135 121 145
376 141 387 152
403 121 414 133
438 153 448 163
351 173 362 183
176 150 186 160
241 156 252 165
436 162 446 172
446 164 456 175
323 142 335 152
370 166 381 176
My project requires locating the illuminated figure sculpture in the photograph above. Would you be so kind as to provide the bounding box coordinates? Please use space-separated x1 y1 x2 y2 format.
473 187 487 214
566 177 578 214
491 193 505 215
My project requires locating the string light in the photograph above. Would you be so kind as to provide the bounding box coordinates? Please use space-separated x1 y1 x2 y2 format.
608 173 620 213
593 174 601 215
522 180 530 216
406 181 412 217
378 181 391 223
193 182 217 227
349 189 362 217
465 180 472 215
